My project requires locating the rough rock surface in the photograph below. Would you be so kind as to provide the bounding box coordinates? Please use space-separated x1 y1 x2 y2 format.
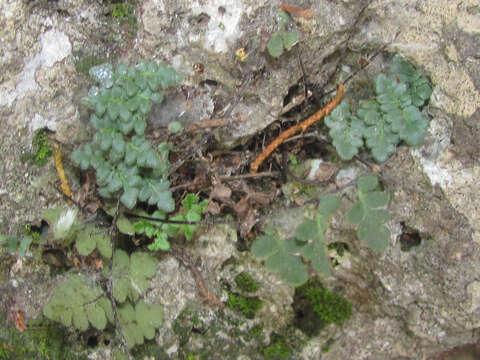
0 0 479 359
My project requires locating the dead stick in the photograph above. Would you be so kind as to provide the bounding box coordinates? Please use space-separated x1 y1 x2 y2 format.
250 84 344 174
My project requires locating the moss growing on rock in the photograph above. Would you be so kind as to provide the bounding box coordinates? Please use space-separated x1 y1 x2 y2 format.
226 292 262 319
0 316 82 359
74 54 107 77
21 128 53 168
293 277 351 336
263 333 291 360
234 272 259 293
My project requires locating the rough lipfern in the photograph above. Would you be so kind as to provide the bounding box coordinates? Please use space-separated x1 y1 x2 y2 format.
325 55 432 162
71 61 181 210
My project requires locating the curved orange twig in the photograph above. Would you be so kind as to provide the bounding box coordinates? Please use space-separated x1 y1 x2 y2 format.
250 83 344 174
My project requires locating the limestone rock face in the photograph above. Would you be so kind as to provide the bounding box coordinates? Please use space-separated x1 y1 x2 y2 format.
0 0 479 359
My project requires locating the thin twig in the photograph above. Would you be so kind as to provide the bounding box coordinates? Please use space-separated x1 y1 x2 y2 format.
171 248 224 308
250 84 344 174
323 31 401 98
124 212 233 226
325 1 373 87
187 117 229 131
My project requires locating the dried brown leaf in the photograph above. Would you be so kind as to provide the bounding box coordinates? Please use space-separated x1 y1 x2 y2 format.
239 208 258 239
14 311 26 332
314 162 339 182
233 196 250 218
210 183 232 201
206 200 221 215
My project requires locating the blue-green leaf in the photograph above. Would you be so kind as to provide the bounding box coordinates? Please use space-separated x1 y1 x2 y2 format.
139 99 150 115
266 32 284 58
357 215 390 252
157 64 182 89
135 74 148 90
121 187 139 209
119 104 131 122
150 92 163 103
107 101 120 120
282 29 301 50
168 121 182 134
325 101 364 160
71 149 91 170
295 219 318 242
346 201 364 225
134 119 147 136
357 175 378 192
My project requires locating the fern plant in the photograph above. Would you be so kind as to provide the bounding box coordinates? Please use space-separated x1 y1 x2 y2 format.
252 175 390 285
71 61 181 210
325 55 432 162
43 275 113 331
346 175 390 252
251 195 340 286
43 249 163 349
133 193 208 251
41 206 112 259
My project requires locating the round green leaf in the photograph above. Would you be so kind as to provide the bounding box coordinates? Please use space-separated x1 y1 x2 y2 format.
251 234 277 258
363 191 389 208
76 229 97 256
168 121 182 134
130 252 158 278
113 278 130 303
135 301 163 337
97 297 114 323
317 195 341 218
346 201 364 225
295 219 318 242
282 29 301 50
96 233 112 259
357 216 391 252
357 175 378 193
121 187 139 209
72 307 89 331
267 32 284 58
86 303 107 330
266 253 308 286
117 216 135 236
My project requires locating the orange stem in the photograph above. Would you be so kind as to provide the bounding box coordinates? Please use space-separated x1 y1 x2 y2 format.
53 143 72 198
250 83 344 174
279 4 314 20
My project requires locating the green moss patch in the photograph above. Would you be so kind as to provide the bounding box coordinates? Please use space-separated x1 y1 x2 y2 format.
293 277 351 336
226 292 262 319
74 54 107 77
263 333 291 360
0 317 82 359
234 272 259 293
21 128 53 168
